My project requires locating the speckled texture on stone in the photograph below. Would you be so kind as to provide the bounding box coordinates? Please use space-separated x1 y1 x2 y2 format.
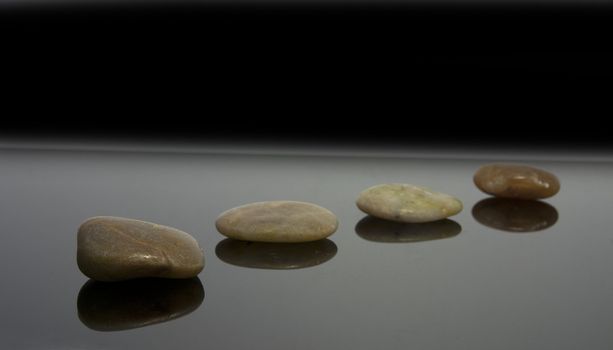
356 184 463 223
77 216 205 282
215 201 338 243
473 163 560 199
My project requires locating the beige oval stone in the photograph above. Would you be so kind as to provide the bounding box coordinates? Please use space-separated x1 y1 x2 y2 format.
77 216 205 282
473 163 560 199
356 184 463 223
215 201 338 243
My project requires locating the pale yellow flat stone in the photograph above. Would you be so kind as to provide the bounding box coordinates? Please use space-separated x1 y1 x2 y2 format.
215 201 338 243
356 184 463 223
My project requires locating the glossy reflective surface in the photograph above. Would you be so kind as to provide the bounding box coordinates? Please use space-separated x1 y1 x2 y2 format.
78 278 204 331
472 198 559 232
216 239 338 269
1 144 613 350
355 216 462 242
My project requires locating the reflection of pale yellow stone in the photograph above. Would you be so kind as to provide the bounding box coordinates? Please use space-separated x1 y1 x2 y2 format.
216 201 338 243
215 239 338 269
77 216 205 282
473 163 560 199
356 184 463 223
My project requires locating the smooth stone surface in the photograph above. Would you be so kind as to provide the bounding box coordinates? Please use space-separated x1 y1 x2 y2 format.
78 277 204 331
77 216 205 281
215 201 338 243
472 198 559 232
356 183 463 223
473 163 560 199
215 239 338 269
355 216 462 242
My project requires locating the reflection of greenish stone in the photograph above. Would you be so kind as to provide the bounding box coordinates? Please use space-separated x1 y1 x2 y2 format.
356 184 463 223
77 277 204 332
215 239 338 269
355 216 462 242
472 198 558 232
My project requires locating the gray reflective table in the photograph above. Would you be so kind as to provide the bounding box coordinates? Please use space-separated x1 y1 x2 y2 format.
2 142 612 350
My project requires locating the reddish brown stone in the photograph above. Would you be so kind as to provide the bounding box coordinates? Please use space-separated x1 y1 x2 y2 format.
473 163 560 199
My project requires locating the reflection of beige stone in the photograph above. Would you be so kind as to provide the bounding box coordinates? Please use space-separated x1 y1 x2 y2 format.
215 239 338 269
77 216 205 282
78 277 204 331
474 163 560 199
356 184 463 223
216 201 338 243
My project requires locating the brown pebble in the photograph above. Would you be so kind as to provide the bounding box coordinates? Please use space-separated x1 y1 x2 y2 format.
77 216 205 282
473 163 560 199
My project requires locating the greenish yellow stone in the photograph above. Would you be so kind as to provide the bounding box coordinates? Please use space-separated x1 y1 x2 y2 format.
356 183 463 223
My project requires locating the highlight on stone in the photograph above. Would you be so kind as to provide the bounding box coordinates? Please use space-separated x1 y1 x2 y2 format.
473 163 560 199
215 201 338 243
77 216 205 282
356 183 463 223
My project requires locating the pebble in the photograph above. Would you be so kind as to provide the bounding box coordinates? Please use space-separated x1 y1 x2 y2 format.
215 239 338 269
77 216 205 281
355 216 461 242
215 201 338 243
78 277 204 331
356 184 463 223
472 198 559 232
473 163 560 199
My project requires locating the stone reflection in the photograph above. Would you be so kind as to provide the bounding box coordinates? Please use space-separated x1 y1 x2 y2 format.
78 277 204 331
472 198 558 232
215 239 338 269
355 216 462 243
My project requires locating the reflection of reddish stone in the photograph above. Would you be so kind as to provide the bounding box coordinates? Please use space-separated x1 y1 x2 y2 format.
474 163 560 199
472 198 558 232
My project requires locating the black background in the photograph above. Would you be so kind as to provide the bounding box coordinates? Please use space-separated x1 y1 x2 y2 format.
2 2 611 147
